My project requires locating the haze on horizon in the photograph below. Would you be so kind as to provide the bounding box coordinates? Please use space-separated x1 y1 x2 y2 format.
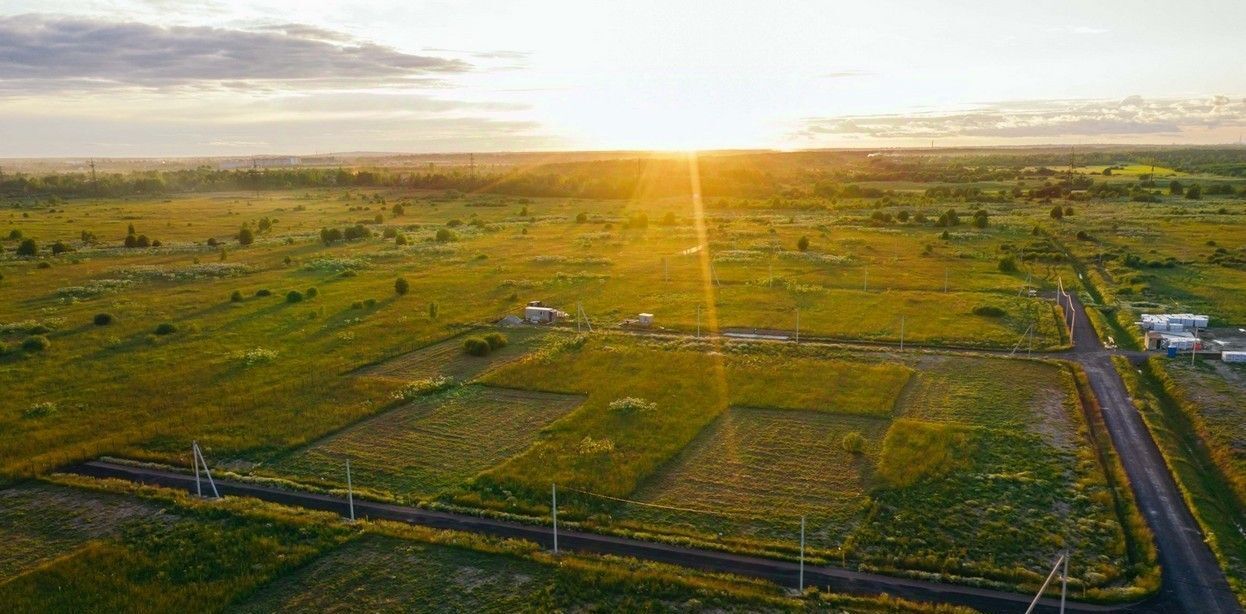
2 0 1246 158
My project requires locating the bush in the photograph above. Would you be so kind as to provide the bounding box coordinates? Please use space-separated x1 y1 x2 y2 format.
36 261 51 269
797 236 809 252
93 313 113 326
394 277 410 295
286 290 304 303
608 397 657 414
463 336 491 356
972 305 1007 317
483 332 508 350
16 238 37 256
435 228 454 242
230 290 243 302
22 335 50 352
364 298 377 308
998 255 1019 273
841 431 865 454
305 287 318 298
154 323 177 335
428 302 438 319
237 226 254 246
255 289 272 297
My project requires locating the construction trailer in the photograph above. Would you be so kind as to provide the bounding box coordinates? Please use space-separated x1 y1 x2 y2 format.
1138 313 1210 332
1224 351 1246 363
1145 330 1201 352
524 305 567 324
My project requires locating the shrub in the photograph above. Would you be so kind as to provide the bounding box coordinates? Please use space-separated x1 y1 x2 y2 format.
797 236 809 252
841 431 865 454
154 323 177 335
463 336 491 356
286 290 304 303
428 302 438 319
93 313 113 326
392 376 456 401
236 347 277 366
483 332 508 350
575 212 588 223
394 277 410 295
998 255 1019 273
351 301 364 309
972 305 1007 317
363 298 376 308
27 324 51 335
36 261 51 269
395 233 408 246
230 290 243 302
22 335 50 352
608 397 657 414
255 289 272 297
51 241 71 254
16 238 37 256
237 226 254 246
435 228 454 242
305 287 318 298
23 401 57 419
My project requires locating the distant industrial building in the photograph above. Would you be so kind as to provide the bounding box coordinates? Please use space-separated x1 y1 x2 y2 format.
1137 313 1209 332
217 156 302 170
524 301 567 324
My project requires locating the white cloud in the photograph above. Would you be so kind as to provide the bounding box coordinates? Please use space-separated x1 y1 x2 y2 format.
794 96 1246 140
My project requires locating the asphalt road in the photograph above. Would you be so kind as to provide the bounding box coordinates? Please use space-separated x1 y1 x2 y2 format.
66 459 1141 614
1061 294 1240 613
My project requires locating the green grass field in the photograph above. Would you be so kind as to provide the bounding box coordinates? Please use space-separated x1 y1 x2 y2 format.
261 385 583 499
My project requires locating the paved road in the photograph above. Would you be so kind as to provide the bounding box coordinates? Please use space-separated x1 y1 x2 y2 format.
66 459 1143 614
1061 294 1240 613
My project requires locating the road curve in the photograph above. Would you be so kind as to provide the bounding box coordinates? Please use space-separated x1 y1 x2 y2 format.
1064 294 1240 613
66 459 1146 614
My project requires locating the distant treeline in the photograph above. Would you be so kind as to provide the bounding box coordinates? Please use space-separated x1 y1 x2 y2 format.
3 148 1245 201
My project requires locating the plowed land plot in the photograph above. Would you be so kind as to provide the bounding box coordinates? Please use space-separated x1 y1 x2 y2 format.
896 355 1080 451
0 483 176 582
236 534 778 613
356 327 544 383
264 386 583 498
614 407 888 549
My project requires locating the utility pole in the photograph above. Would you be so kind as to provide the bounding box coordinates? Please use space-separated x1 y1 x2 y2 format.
1060 551 1069 614
864 268 869 292
346 459 355 522
551 483 559 554
795 308 800 344
89 159 97 196
798 515 806 591
944 268 948 293
899 316 905 351
696 305 701 338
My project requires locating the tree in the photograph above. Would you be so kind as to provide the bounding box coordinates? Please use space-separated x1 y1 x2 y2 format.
237 226 255 246
1185 184 1202 200
971 210 989 229
435 228 454 242
1050 206 1064 220
797 236 809 252
1169 180 1184 196
392 203 405 216
16 238 37 256
394 277 410 295
51 241 71 254
575 212 588 223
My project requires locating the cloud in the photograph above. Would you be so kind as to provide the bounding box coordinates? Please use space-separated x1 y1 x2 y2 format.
0 14 469 93
820 70 872 79
794 96 1246 140
1046 25 1109 35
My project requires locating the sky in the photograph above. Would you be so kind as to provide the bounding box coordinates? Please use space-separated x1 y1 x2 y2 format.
2 0 1246 157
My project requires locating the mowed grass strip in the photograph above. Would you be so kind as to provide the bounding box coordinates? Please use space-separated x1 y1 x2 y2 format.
478 337 911 497
264 385 583 498
619 407 888 547
356 326 545 383
0 483 175 582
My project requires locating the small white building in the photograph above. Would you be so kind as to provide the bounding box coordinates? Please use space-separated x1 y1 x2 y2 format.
524 305 566 324
1138 313 1210 332
638 313 654 327
1223 351 1246 363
